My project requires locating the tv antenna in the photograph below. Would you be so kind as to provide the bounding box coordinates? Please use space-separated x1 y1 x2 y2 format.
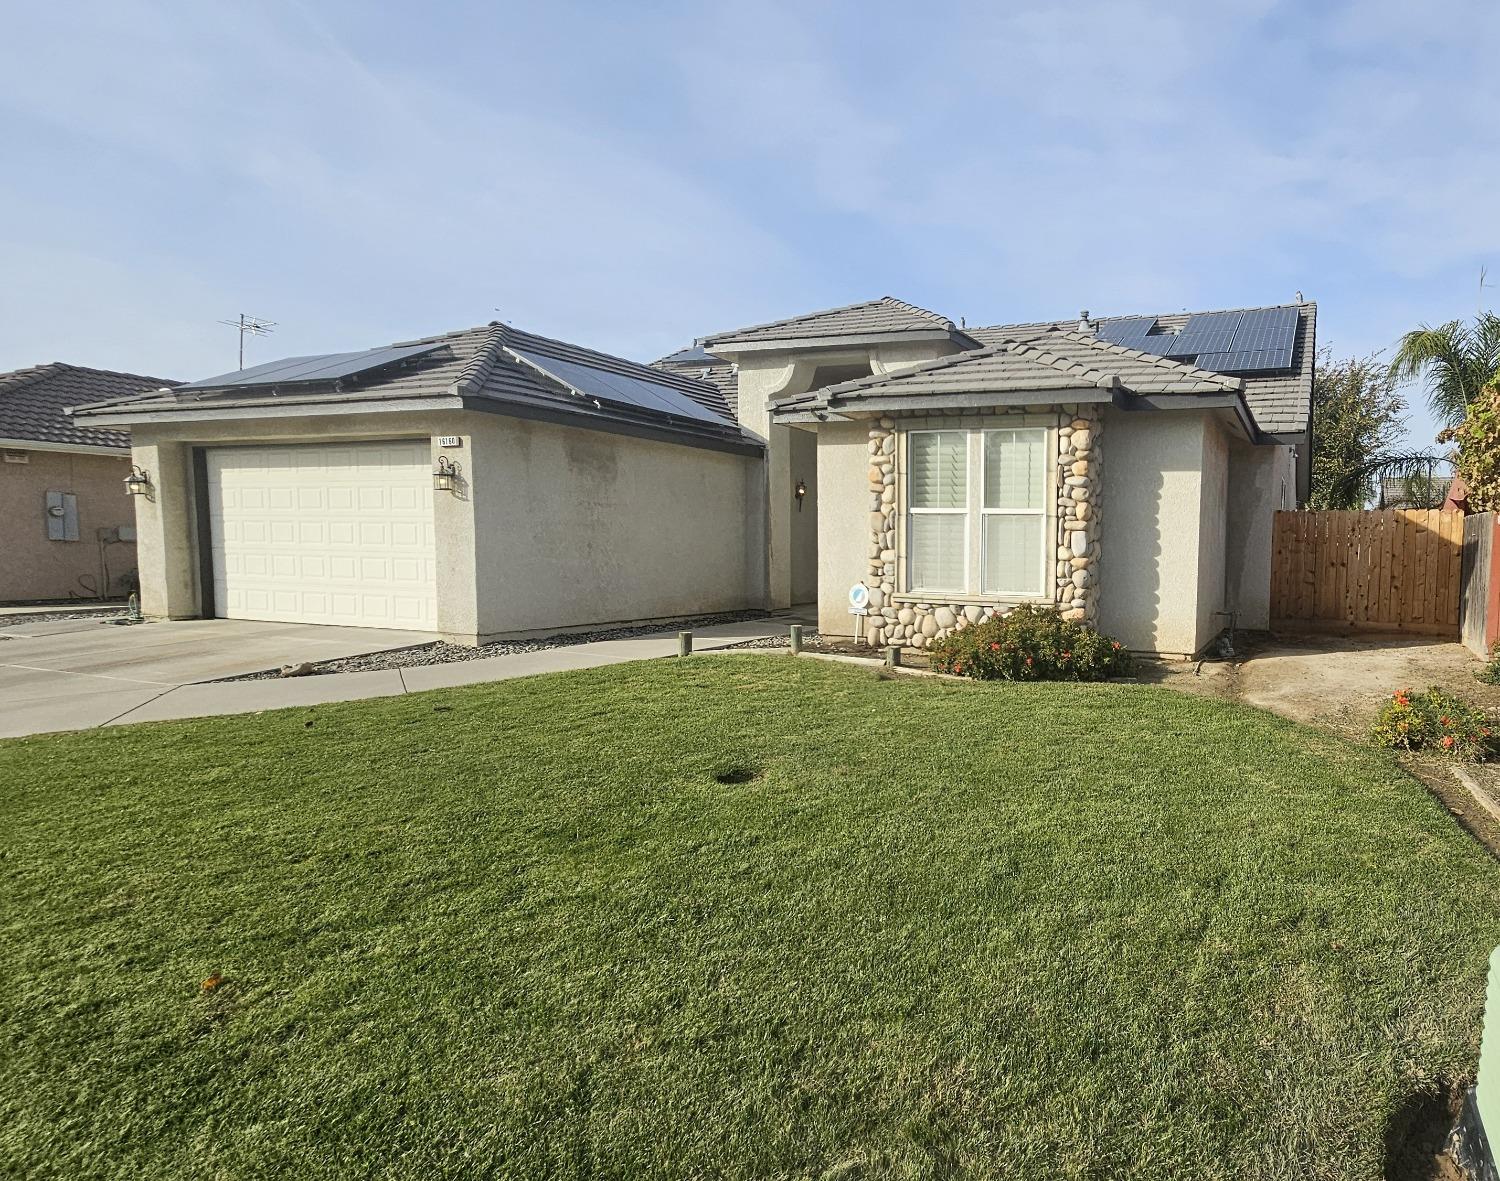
218 313 276 370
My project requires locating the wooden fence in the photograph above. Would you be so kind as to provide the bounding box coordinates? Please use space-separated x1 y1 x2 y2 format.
1270 509 1464 636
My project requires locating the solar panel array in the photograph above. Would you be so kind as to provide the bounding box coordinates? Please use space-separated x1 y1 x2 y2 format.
178 342 445 391
1094 308 1297 373
507 347 729 427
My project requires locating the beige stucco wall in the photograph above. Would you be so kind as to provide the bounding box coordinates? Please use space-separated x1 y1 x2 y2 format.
814 419 871 637
788 427 818 603
1096 409 1218 655
1196 420 1229 648
1224 439 1294 630
125 409 760 644
465 414 761 640
0 448 138 601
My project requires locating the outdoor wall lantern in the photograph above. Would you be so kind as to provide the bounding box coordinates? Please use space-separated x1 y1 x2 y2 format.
795 478 807 511
433 455 460 493
123 466 151 497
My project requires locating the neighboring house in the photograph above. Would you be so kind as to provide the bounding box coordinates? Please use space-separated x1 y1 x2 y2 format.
70 324 763 642
1379 474 1446 510
0 363 175 603
71 295 1314 657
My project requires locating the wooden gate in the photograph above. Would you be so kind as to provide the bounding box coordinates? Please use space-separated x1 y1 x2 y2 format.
1270 509 1464 636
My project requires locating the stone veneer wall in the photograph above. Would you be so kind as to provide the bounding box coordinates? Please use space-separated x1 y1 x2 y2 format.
862 405 1102 649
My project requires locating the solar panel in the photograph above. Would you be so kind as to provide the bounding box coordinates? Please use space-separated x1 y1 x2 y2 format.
1096 317 1156 348
178 342 445 391
1203 307 1298 372
507 347 730 427
1157 311 1243 358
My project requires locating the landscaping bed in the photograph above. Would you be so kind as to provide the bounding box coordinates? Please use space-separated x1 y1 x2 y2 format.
2 658 1498 1179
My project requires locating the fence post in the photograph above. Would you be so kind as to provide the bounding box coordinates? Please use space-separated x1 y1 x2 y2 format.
677 631 692 657
884 645 901 668
789 625 803 654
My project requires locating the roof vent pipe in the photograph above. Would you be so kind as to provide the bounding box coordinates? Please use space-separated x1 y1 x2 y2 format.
1078 310 1091 332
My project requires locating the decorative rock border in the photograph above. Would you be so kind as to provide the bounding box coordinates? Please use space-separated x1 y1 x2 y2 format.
863 405 1102 649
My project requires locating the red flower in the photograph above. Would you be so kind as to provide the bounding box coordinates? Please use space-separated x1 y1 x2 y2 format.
1111 641 1121 650
990 642 1001 651
1442 735 1456 749
1440 716 1451 726
1062 651 1071 660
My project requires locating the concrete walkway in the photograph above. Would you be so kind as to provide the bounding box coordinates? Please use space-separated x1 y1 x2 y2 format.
0 614 810 738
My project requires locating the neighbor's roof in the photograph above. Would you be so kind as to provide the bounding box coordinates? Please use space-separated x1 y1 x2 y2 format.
69 323 757 455
968 302 1316 436
773 326 1245 416
0 362 177 450
703 296 967 349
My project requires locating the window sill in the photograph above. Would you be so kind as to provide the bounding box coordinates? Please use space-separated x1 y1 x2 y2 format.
892 592 1051 606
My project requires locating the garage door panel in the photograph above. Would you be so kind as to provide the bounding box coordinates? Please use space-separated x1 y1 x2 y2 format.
207 441 437 629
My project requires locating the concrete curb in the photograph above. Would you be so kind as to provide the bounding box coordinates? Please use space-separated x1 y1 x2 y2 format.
1453 766 1500 825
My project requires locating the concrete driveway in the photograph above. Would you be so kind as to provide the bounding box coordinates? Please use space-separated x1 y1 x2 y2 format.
0 618 434 738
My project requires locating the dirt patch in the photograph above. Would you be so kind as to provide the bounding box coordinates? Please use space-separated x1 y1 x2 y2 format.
1141 631 1500 743
713 767 762 785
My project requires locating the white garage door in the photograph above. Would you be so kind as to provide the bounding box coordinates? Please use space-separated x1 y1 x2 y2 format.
207 441 437 629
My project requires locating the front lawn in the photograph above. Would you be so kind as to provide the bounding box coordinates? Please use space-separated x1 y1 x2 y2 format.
2 657 1498 1179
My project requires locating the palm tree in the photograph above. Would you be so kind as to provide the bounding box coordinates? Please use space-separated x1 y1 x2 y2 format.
1388 312 1500 428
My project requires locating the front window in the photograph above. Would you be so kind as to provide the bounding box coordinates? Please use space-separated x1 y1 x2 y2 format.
906 427 1048 598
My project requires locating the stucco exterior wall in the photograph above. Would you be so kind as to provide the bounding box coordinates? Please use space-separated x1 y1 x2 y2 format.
1225 439 1294 630
466 415 761 640
789 427 818 603
0 447 138 601
1097 410 1214 655
1196 421 1229 649
815 420 870 636
125 409 761 643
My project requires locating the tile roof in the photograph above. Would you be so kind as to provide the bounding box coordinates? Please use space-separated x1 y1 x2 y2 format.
71 323 755 454
0 362 177 450
774 326 1244 414
651 347 739 418
968 302 1316 435
703 296 961 348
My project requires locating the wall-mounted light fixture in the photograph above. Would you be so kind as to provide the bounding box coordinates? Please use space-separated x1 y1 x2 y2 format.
433 455 460 493
795 478 807 511
123 466 151 497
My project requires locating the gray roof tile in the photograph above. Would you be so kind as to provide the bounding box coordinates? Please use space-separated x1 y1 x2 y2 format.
968 302 1316 435
0 363 178 449
703 296 960 348
774 326 1244 414
71 323 754 453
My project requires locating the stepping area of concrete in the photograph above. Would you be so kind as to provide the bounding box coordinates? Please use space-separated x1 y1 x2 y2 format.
0 613 810 738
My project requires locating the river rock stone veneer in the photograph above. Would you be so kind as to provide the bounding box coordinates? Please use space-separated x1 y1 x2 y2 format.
863 405 1102 649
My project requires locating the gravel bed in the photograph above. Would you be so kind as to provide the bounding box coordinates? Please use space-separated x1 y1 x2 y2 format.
221 611 778 680
0 608 128 627
719 631 826 651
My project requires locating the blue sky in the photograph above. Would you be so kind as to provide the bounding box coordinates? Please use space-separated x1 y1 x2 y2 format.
2 0 1497 449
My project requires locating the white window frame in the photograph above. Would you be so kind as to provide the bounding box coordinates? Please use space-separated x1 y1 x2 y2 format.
900 423 1053 601
904 430 969 595
979 427 1049 598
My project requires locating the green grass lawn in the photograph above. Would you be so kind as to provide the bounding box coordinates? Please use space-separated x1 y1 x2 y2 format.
3 657 1499 1180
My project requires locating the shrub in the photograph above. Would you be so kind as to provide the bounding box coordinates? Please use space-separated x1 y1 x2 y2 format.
928 604 1133 682
1370 686 1493 761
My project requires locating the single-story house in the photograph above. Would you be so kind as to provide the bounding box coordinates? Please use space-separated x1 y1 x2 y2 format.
0 363 175 602
70 324 765 642
71 295 1314 657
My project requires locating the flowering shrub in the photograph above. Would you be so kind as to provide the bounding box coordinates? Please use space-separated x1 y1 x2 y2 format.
928 604 1133 682
1370 686 1493 761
